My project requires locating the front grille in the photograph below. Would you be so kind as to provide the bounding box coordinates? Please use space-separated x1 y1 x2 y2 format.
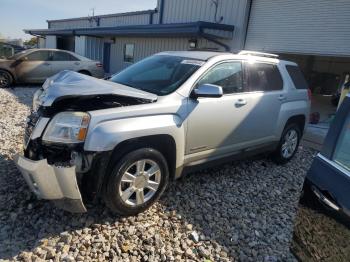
24 111 40 148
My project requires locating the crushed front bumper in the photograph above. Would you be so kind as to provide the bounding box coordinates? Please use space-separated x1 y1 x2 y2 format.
14 154 87 213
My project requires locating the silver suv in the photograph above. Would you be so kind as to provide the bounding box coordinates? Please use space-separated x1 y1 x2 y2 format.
15 50 310 215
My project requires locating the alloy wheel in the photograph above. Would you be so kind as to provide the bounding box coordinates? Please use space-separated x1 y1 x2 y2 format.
281 129 298 158
0 72 10 88
118 159 161 206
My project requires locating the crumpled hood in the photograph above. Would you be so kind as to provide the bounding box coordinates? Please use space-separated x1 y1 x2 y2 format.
40 70 157 107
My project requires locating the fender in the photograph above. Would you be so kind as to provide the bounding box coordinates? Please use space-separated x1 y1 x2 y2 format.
84 114 186 170
276 99 310 137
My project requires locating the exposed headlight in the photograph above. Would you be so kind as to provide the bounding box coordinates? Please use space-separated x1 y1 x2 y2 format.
42 112 90 143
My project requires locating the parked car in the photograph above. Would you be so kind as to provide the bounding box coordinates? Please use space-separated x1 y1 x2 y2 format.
0 42 25 59
14 50 310 215
0 48 104 88
291 94 350 261
304 93 350 218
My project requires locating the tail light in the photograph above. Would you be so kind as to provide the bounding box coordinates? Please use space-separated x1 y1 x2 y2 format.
307 89 312 101
96 62 103 68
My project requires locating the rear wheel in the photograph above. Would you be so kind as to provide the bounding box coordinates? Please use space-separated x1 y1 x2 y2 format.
78 70 91 76
104 148 169 216
0 70 13 88
272 123 301 164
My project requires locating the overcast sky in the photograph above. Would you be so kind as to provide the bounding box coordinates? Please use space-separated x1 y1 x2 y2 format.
0 0 157 40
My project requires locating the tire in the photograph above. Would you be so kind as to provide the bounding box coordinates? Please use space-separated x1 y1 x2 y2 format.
104 148 169 216
271 123 301 164
0 70 13 88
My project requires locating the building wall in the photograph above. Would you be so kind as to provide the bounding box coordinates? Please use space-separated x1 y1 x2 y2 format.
75 36 86 56
38 38 46 48
109 37 217 73
160 0 250 51
245 0 350 57
45 36 57 48
49 12 154 29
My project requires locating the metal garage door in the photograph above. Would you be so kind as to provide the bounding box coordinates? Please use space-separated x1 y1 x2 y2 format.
245 0 350 56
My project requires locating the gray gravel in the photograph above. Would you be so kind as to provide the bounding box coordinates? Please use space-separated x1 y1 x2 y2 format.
0 87 316 261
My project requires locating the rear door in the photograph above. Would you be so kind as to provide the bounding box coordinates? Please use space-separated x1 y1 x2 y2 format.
15 50 51 83
50 50 80 75
241 61 286 142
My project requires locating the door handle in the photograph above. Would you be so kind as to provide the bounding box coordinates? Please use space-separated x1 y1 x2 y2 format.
43 62 50 66
278 95 287 101
74 62 80 65
235 99 247 107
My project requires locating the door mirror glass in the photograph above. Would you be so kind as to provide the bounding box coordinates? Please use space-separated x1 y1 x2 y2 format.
192 84 223 98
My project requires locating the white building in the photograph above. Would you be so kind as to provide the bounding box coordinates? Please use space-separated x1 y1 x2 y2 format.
25 0 350 113
26 0 250 73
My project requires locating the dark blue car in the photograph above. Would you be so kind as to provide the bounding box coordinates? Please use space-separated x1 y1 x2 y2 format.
306 93 350 217
291 94 350 261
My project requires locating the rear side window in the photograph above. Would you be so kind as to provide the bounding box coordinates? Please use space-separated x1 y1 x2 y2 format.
246 63 283 92
286 65 308 89
51 51 78 61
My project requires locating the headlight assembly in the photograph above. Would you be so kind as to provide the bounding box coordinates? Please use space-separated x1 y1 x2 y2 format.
42 112 90 144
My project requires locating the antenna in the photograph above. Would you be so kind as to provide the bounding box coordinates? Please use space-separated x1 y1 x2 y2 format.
88 7 99 27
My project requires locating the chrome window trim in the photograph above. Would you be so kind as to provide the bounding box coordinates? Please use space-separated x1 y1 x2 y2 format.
318 153 350 177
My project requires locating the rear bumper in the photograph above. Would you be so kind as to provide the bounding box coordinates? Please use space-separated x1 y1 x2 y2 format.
14 154 86 213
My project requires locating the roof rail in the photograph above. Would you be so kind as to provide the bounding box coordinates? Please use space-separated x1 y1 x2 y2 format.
238 50 279 58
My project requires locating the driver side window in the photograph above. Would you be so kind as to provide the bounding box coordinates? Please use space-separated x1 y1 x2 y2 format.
197 61 243 94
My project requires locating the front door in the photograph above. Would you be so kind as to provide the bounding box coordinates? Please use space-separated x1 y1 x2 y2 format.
16 50 52 83
185 61 249 160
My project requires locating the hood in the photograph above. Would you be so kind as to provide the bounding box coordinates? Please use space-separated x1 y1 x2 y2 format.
40 70 158 107
0 59 12 66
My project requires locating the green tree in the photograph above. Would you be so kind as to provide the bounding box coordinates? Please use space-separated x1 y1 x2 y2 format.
24 37 38 47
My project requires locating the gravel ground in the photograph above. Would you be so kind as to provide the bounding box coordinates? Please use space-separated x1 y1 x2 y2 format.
0 87 316 262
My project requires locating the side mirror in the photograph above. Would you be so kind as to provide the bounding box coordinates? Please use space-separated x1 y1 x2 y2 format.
192 84 223 98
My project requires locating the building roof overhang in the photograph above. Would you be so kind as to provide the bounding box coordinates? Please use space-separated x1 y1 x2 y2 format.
24 21 234 40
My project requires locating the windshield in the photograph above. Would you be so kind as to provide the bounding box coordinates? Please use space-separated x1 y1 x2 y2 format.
7 50 31 60
110 55 204 95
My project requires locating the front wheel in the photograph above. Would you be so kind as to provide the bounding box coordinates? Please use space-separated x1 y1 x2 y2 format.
0 70 13 88
272 123 301 164
104 148 169 216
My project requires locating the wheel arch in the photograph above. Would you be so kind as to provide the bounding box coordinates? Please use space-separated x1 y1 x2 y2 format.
78 70 91 76
285 114 306 134
0 68 16 84
107 134 177 180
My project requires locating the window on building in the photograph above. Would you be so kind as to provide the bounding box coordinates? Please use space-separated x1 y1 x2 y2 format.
124 44 135 63
51 51 78 61
197 61 243 94
333 114 350 171
26 51 51 61
286 65 309 89
246 63 283 92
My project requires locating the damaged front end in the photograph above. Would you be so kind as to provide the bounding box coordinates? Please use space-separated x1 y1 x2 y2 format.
15 70 157 213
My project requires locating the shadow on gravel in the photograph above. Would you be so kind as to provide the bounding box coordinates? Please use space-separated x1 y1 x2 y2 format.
0 149 314 261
